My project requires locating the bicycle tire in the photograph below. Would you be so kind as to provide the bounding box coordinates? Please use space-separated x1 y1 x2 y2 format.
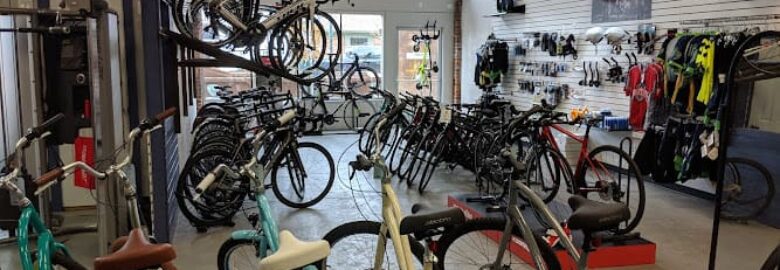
176 149 247 227
388 122 414 173
523 145 567 204
173 0 241 47
404 129 437 187
417 132 448 192
397 126 424 182
271 142 335 208
721 157 775 221
217 237 269 270
323 221 425 268
359 112 382 155
435 217 561 270
342 97 377 132
347 66 381 98
576 145 645 235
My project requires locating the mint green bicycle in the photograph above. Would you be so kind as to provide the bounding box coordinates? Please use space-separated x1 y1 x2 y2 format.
194 110 331 270
0 114 86 270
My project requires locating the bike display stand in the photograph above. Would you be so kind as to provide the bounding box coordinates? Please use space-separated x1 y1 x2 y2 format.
448 194 656 268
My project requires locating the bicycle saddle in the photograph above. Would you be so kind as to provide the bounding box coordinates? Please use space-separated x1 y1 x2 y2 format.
259 230 330 270
400 204 465 237
94 228 177 270
567 195 630 232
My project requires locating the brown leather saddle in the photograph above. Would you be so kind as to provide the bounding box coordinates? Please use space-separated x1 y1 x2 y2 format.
94 228 177 270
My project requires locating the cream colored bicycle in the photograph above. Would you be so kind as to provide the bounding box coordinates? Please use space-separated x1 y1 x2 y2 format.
320 101 466 269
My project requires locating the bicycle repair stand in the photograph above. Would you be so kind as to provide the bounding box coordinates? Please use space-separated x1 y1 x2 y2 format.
449 194 657 268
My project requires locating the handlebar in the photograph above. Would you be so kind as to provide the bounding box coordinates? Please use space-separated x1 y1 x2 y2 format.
33 108 176 194
23 113 64 145
140 107 177 131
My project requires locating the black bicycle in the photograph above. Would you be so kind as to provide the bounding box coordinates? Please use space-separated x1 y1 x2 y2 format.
299 53 380 97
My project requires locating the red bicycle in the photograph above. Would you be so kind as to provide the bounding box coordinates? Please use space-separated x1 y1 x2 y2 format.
519 113 645 235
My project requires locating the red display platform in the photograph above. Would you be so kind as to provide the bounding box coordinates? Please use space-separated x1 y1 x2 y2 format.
448 195 656 269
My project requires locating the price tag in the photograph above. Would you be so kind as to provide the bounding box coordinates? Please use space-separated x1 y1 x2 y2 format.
439 107 452 124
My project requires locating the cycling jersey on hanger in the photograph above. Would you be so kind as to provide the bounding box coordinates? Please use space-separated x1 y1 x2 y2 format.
695 38 716 104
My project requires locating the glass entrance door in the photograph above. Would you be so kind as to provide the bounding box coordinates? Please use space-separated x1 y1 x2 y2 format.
397 28 441 99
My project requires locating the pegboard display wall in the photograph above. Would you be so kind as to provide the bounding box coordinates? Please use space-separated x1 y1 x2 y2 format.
486 0 780 116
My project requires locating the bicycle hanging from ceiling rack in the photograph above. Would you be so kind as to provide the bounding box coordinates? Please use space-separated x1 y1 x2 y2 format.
166 0 351 85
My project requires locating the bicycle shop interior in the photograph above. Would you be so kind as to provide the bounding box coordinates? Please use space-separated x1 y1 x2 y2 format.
0 0 779 269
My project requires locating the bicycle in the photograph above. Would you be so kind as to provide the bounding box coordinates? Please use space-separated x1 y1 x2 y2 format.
192 110 331 270
300 53 381 98
412 21 440 92
322 101 470 269
299 75 378 133
519 110 645 235
436 105 634 270
178 92 323 231
180 106 335 215
11 109 179 270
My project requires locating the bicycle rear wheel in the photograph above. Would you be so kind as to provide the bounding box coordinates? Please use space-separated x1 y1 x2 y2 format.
323 221 424 269
271 142 335 208
436 217 561 270
576 145 645 235
721 157 775 221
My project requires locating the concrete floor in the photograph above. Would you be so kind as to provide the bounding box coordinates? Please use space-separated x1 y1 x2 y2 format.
1 134 778 269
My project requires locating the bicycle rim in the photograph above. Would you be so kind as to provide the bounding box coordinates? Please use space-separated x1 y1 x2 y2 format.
721 157 775 221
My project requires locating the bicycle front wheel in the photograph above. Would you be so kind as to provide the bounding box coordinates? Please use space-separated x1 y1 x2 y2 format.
347 66 380 98
271 142 335 208
436 217 561 270
576 145 645 235
323 221 424 269
721 157 775 221
218 238 267 270
523 145 568 204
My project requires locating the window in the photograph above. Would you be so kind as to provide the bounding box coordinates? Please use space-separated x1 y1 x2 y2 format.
330 14 384 81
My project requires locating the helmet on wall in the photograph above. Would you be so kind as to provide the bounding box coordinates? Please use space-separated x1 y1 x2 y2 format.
584 27 605 45
605 27 630 45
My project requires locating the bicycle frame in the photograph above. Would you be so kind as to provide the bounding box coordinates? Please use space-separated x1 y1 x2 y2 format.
17 203 71 270
369 118 434 270
540 123 612 193
493 148 587 270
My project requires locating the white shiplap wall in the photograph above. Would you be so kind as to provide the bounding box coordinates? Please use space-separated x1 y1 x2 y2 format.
480 0 780 116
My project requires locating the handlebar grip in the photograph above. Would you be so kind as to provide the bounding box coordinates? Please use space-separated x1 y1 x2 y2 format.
155 108 178 122
34 168 64 188
277 110 297 126
195 173 218 194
